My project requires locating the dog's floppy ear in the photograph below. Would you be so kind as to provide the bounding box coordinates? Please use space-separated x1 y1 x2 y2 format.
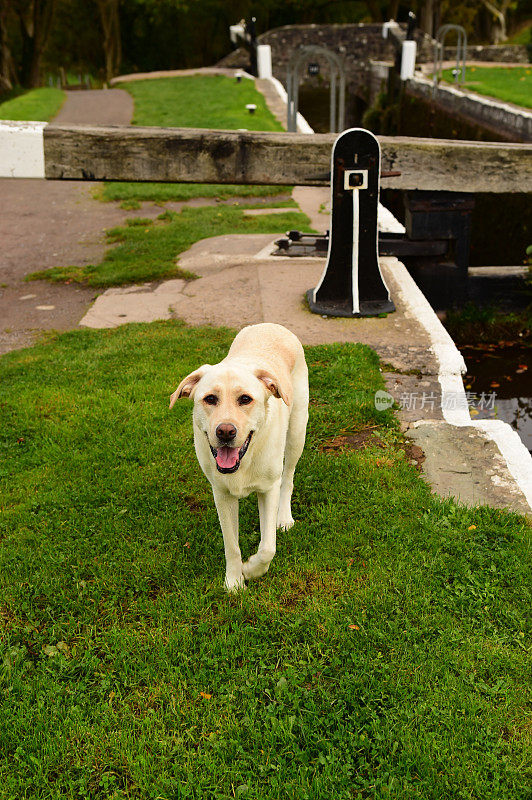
255 369 292 407
169 365 211 409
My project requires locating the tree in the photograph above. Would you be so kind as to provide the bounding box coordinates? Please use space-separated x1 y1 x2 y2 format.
43 0 104 79
14 0 56 86
419 0 436 36
0 0 16 89
96 0 120 81
479 0 515 42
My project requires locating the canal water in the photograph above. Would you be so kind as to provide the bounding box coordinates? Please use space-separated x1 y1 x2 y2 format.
460 345 531 452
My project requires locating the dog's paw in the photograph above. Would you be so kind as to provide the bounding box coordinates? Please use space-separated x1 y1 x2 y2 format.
224 572 246 593
276 512 295 530
242 552 271 580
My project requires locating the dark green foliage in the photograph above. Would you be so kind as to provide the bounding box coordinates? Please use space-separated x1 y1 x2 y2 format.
362 90 400 135
445 303 532 345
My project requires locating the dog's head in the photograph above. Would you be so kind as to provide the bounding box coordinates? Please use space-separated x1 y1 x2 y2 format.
170 362 291 474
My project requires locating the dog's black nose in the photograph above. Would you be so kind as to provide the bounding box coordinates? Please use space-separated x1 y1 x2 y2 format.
216 423 237 442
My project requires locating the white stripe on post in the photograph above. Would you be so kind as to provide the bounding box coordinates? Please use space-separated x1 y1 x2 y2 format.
0 120 47 178
351 189 360 314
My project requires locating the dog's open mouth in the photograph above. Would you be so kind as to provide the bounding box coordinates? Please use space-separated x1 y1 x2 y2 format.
209 431 253 474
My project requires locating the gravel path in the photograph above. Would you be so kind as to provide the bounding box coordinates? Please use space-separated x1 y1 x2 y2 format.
52 89 134 126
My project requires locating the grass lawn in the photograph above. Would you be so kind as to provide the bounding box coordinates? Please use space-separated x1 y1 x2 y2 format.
0 87 65 121
0 321 530 799
121 75 283 132
100 75 287 208
96 183 291 210
440 66 532 109
28 205 311 288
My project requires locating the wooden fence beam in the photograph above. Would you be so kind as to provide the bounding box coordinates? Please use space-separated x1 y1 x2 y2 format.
36 124 532 193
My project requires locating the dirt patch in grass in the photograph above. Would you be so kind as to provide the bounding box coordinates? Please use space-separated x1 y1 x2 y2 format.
276 570 348 611
182 495 206 514
321 429 385 453
321 426 426 470
399 442 426 470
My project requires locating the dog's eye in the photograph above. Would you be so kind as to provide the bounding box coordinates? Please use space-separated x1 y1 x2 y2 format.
203 395 218 406
238 394 253 405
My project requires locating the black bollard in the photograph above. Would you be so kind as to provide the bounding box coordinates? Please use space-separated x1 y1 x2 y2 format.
246 17 258 77
307 128 395 318
406 11 417 40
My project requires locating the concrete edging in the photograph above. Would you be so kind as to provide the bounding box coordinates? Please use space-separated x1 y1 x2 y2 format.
391 257 532 511
267 76 315 134
407 73 532 142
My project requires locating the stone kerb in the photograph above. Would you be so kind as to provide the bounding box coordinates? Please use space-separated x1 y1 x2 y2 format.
442 44 528 63
407 73 532 142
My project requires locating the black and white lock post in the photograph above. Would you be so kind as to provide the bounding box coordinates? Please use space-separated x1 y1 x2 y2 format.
307 127 395 317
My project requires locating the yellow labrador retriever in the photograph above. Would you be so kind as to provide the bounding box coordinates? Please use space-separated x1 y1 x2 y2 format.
170 323 308 591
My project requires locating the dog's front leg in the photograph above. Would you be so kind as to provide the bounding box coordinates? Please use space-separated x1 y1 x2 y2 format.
212 488 244 592
242 479 281 580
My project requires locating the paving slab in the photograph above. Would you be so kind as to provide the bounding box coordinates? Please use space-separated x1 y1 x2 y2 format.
408 422 530 515
79 232 439 375
81 186 431 367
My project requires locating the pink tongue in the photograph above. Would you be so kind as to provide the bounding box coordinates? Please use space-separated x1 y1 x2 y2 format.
216 446 239 469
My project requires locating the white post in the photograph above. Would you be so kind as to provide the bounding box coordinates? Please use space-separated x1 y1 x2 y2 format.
400 40 417 81
257 45 272 79
229 23 246 45
382 20 394 38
